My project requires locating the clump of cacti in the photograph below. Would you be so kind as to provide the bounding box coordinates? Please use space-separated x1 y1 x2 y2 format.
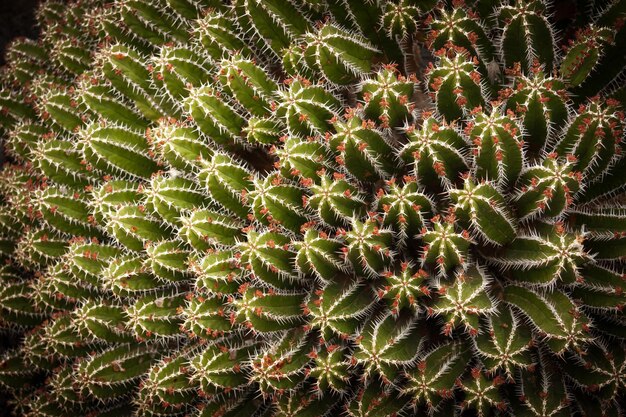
1 0 626 416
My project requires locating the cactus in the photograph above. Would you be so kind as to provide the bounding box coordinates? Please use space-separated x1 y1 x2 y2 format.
0 1 626 416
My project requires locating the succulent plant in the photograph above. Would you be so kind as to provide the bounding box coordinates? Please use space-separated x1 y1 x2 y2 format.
1 0 626 416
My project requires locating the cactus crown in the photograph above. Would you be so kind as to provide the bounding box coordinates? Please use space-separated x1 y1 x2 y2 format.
1 0 626 416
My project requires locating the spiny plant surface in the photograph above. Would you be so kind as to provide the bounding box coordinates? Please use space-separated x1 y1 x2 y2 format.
0 0 626 416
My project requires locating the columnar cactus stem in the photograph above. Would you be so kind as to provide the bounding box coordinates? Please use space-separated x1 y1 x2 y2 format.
498 0 556 74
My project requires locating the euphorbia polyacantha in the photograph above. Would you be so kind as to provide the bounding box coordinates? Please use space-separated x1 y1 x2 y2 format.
0 0 625 416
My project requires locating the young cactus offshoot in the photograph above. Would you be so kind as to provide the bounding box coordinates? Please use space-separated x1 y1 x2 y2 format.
0 1 626 416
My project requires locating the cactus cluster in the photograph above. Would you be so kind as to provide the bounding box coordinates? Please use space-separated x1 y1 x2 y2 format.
1 0 626 416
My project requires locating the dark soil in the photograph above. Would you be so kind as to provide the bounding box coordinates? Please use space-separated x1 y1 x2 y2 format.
0 0 41 66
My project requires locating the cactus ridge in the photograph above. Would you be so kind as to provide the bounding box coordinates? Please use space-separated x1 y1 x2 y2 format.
0 0 626 416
